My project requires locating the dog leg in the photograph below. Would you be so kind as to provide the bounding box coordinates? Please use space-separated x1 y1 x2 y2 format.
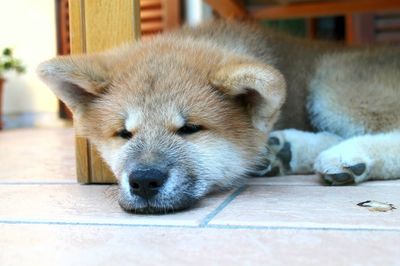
266 129 343 175
314 131 400 185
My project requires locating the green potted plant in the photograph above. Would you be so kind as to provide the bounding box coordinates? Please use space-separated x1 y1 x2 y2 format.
0 48 25 129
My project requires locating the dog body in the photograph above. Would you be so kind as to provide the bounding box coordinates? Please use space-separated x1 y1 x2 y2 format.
39 21 400 213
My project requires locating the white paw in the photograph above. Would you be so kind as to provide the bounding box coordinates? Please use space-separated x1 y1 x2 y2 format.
267 129 342 176
247 130 288 177
267 130 292 175
314 142 371 185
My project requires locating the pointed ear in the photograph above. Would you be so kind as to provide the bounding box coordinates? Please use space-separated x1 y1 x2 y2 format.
37 54 110 115
210 63 286 133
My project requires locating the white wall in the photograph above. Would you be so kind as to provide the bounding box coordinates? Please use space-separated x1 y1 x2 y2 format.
0 0 58 116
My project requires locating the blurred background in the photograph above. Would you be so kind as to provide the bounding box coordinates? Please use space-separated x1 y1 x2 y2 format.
0 0 399 131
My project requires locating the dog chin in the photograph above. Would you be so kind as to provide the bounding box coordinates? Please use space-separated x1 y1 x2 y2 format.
118 191 199 214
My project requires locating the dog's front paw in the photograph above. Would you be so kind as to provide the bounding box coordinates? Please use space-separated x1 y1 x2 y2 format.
267 131 292 175
314 145 371 185
266 129 339 176
248 131 291 177
257 129 342 177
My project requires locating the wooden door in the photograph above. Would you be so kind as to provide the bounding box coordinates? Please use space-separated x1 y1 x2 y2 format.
70 0 141 183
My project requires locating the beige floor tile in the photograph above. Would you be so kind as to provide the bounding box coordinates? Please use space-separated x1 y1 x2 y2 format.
1 224 399 266
248 175 400 187
0 128 76 183
359 179 400 187
248 175 321 186
0 184 231 226
209 185 400 230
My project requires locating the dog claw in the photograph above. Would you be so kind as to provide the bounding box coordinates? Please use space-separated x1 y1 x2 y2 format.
325 173 354 185
248 158 272 177
265 166 280 177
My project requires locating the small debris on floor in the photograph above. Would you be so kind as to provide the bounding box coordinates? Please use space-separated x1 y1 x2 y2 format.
357 200 396 212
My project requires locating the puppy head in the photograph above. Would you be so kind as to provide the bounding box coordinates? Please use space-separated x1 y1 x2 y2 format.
38 40 286 213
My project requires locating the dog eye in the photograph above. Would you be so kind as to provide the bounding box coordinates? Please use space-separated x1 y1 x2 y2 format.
177 124 204 135
116 129 133 139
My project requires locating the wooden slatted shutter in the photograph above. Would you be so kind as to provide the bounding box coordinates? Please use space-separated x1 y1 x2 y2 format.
140 0 181 38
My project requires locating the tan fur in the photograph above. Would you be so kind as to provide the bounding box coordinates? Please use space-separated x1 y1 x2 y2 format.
38 20 400 213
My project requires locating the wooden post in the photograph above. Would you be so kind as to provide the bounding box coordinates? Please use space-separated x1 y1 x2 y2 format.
345 14 356 45
306 18 317 39
163 0 181 29
250 0 400 20
69 0 141 183
204 0 248 19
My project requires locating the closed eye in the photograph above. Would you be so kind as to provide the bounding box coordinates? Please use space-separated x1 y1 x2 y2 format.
176 124 204 135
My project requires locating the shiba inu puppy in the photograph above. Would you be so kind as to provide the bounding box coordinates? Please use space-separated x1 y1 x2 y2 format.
38 20 400 213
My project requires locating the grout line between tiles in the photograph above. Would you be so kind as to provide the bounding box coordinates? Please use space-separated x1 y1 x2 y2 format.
246 183 400 188
1 220 399 233
206 224 400 232
199 185 248 227
0 182 78 185
0 219 197 228
247 183 322 187
2 181 397 187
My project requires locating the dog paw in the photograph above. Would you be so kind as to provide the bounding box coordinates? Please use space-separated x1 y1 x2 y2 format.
268 132 292 171
314 147 370 185
262 131 292 176
248 131 291 177
248 156 273 177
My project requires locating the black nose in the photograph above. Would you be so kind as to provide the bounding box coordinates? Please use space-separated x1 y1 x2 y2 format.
128 168 168 199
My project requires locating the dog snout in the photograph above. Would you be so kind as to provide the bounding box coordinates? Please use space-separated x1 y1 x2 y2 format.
128 168 168 199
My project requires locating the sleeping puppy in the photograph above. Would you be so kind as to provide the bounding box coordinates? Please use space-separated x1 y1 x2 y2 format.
38 20 400 213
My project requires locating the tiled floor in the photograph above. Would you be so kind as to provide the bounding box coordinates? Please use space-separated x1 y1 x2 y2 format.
1 128 399 266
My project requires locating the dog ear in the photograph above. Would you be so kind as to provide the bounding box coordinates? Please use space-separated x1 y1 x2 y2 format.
210 62 286 133
37 54 111 115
